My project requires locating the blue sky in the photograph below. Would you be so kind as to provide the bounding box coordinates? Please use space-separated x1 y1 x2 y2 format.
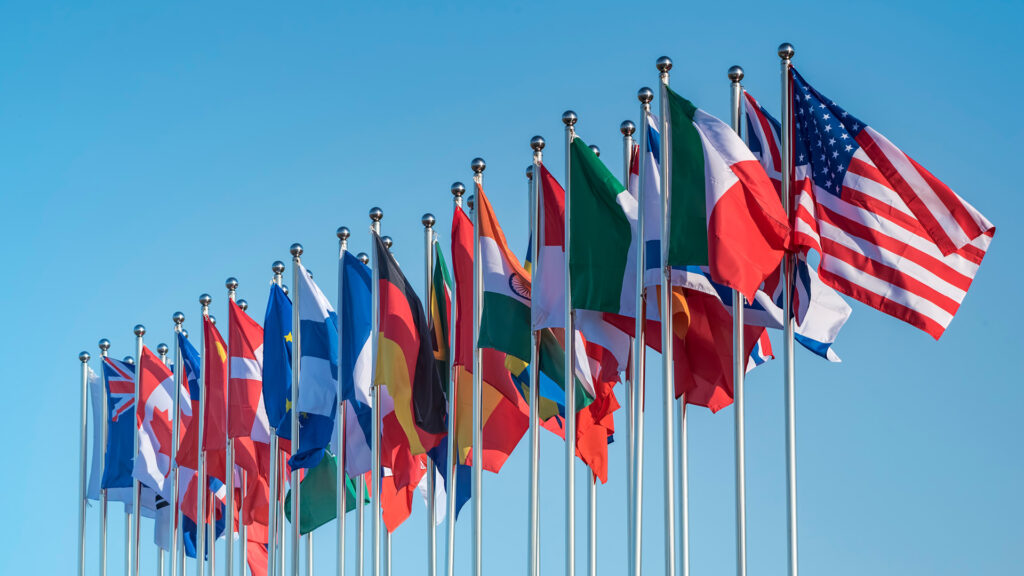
1 1 1021 574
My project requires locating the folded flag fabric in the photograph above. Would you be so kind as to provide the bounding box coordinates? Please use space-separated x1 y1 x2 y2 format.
133 345 188 499
340 250 374 478
283 450 366 535
262 283 293 438
87 366 104 501
228 299 271 443
100 356 136 500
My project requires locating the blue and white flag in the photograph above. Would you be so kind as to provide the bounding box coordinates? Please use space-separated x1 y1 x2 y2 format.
100 356 136 506
290 262 339 470
340 251 373 477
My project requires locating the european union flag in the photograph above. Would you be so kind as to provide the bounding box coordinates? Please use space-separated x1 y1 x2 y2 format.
262 283 293 436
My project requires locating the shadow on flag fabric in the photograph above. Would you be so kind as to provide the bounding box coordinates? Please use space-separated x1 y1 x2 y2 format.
340 251 373 478
289 263 339 471
262 283 293 439
134 346 188 499
283 450 366 535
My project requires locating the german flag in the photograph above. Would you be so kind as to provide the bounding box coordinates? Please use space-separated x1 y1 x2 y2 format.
373 233 447 456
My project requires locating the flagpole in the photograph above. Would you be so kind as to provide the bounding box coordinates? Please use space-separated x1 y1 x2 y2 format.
208 314 220 576
527 136 544 576
157 343 170 576
269 261 286 576
237 298 251 576
470 156 486 576
170 315 185 576
419 213 438 576
336 227 351 576
278 282 288 576
198 294 212 576
446 182 464 576
632 86 653 576
131 324 145 576
584 142 603 576
368 208 383 576
655 55 678 576
308 533 314 576
290 244 305 576
355 252 370 576
98 338 111 576
78 349 91 576
778 41 799 576
226 278 238 576
619 119 636 570
726 64 749 576
561 109 578 576
123 354 136 576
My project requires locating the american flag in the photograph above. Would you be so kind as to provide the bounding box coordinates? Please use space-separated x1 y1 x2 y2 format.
745 71 995 339
103 356 136 422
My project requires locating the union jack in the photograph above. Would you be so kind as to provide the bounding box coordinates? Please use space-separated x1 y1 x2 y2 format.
103 356 135 423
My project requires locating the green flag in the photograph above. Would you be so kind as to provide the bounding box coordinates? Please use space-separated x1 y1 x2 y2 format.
284 451 368 535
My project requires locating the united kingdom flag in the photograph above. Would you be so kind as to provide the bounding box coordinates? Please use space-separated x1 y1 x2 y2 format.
103 356 136 423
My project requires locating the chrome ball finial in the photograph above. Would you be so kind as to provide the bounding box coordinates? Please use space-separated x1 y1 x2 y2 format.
451 182 466 198
620 120 636 137
98 338 111 352
290 243 303 257
562 110 578 126
123 356 135 365
466 194 475 210
199 293 212 307
237 299 249 311
422 213 436 228
728 65 745 82
337 226 351 241
471 157 486 174
656 56 673 73
369 207 384 222
133 324 146 337
526 164 534 180
172 311 185 325
181 329 189 339
272 260 286 275
638 87 654 104
281 285 289 296
382 236 393 249
530 135 546 151
589 144 600 157
778 42 795 60
225 277 239 291
157 343 169 356
356 252 369 265
209 315 216 325
79 350 91 362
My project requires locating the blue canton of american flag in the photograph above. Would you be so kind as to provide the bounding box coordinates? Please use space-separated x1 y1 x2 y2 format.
103 356 136 422
791 70 865 198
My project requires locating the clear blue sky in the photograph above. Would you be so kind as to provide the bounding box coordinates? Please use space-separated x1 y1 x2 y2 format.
1 1 1020 574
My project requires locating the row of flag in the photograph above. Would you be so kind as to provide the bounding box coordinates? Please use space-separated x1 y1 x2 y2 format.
77 48 995 576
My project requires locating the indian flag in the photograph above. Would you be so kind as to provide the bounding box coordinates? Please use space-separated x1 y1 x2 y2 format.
664 86 791 301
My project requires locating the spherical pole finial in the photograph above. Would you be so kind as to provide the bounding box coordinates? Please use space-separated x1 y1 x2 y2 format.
237 299 249 311
620 120 636 137
451 182 466 198
199 293 212 307
209 315 216 326
530 135 546 151
422 213 436 228
157 343 169 356
562 110 578 126
281 285 289 296
369 207 384 222
337 226 351 241
173 311 185 326
225 277 239 291
471 158 486 174
80 350 91 362
123 356 135 365
356 252 369 265
290 243 304 257
525 164 534 180
466 194 475 211
133 324 146 337
656 56 673 73
272 260 286 275
98 338 111 352
728 65 745 82
638 87 654 104
778 42 795 60
589 144 601 157
382 236 393 250
181 329 189 339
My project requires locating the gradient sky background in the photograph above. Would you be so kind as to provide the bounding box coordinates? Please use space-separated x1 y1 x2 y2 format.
1 1 1021 574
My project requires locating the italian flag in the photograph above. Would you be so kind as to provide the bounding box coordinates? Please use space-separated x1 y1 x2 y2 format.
664 86 791 301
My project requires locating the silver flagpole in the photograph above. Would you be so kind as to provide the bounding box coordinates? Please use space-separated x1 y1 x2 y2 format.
527 136 544 576
469 157 486 576
98 338 111 576
198 294 212 576
238 298 251 576
562 109 578 576
777 41 799 576
307 533 314 576
727 64 749 576
382 236 395 576
585 143 602 576
209 314 220 576
131 324 145 576
124 354 136 576
278 282 288 576
655 55 678 576
157 343 170 576
355 252 370 576
226 278 238 576
632 86 654 576
270 261 286 576
368 208 383 576
619 119 636 571
78 349 91 576
421 213 438 576
290 243 305 576
337 227 351 576
171 315 185 576
445 183 464 576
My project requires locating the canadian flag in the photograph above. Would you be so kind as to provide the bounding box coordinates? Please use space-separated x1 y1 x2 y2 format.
133 346 191 500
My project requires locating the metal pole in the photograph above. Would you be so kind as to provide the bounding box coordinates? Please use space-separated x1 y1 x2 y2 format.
384 531 391 576
357 472 366 576
561 110 578 576
726 64 749 576
198 294 212 576
209 488 217 576
469 157 486 576
290 244 304 576
131 325 145 576
619 119 636 571
78 350 91 576
307 533 314 576
238 299 251 576
778 41 799 576
632 87 653 576
420 213 438 576
337 227 351 576
585 142 602 576
156 344 170 576
369 208 383 576
446 182 464 576
170 316 185 576
98 339 111 576
225 278 238 576
527 137 544 576
655 55 678 576
269 261 285 576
